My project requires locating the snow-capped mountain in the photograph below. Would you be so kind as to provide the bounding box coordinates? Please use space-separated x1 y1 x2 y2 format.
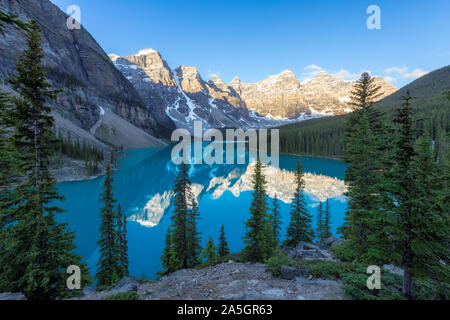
109 50 268 131
110 49 397 131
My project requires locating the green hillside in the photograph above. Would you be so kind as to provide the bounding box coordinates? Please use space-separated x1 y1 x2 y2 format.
279 65 450 158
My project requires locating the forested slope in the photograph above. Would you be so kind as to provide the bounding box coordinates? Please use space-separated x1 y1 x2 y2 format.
279 65 450 158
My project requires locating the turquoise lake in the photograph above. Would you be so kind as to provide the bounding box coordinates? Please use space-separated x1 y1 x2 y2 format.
56 145 348 279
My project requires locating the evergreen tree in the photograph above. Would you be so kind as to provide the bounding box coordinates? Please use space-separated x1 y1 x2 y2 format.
170 163 192 269
110 151 115 166
438 133 450 222
0 21 90 299
383 95 450 299
0 92 20 226
243 159 273 262
186 197 202 268
285 160 313 246
444 90 450 101
218 225 230 257
201 237 218 266
116 203 129 279
159 228 179 275
340 72 391 263
268 195 282 245
322 199 332 239
96 163 118 287
316 201 324 241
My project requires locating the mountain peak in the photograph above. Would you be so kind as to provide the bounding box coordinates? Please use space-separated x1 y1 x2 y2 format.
209 76 225 86
175 66 204 93
280 69 296 77
108 54 120 62
230 76 241 85
176 66 201 80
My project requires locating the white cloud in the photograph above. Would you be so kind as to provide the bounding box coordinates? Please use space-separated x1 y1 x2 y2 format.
207 69 222 79
302 65 324 79
304 64 322 71
402 68 428 79
383 66 428 83
330 69 361 81
385 66 408 75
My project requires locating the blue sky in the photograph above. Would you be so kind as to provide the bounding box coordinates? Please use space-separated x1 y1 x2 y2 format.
51 0 450 87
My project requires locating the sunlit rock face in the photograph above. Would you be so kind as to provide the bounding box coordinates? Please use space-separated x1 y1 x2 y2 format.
229 70 397 119
128 184 204 228
208 162 348 203
128 191 173 228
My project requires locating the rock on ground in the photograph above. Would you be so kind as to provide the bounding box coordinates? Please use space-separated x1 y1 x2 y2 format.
317 236 345 249
73 277 140 300
284 242 337 262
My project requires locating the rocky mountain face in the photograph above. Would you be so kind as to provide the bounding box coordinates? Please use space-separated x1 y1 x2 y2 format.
0 0 171 144
230 70 397 119
110 50 397 130
110 50 265 131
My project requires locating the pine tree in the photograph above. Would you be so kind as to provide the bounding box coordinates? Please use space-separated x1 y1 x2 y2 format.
0 91 20 224
116 203 129 279
186 197 202 268
285 160 313 246
444 90 450 101
0 21 90 299
316 202 324 241
96 163 118 287
323 199 332 239
159 228 180 275
243 159 273 262
201 237 218 266
383 96 450 299
268 195 282 245
340 72 391 263
170 163 191 269
218 225 230 257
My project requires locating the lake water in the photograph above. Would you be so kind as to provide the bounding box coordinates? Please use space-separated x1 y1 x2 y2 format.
56 145 348 279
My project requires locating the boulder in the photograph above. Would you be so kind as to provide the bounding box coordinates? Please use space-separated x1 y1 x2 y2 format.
317 236 345 249
285 242 337 262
